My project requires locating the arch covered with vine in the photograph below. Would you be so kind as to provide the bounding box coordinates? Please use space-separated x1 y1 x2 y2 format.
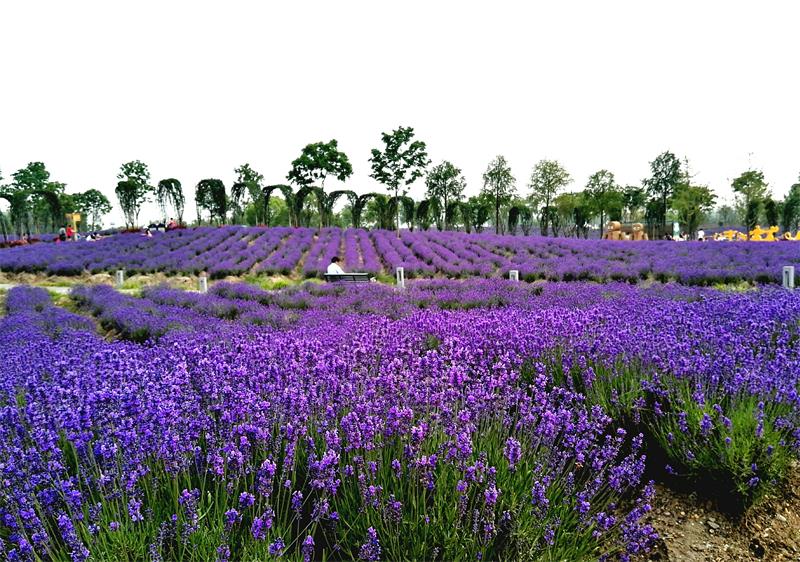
262 184 295 227
323 190 357 227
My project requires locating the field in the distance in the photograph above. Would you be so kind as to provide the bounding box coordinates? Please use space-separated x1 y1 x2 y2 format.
2 226 799 285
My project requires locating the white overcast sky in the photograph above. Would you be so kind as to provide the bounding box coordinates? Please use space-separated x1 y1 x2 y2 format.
1 1 799 226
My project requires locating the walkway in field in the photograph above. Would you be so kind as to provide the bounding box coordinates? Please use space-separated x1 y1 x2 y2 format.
0 283 137 294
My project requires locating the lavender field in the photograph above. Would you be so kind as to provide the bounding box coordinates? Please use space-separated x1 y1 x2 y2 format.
2 226 799 284
1 276 799 560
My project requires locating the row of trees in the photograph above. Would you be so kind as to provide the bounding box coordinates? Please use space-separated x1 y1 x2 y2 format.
0 162 111 240
7 129 800 239
114 136 800 239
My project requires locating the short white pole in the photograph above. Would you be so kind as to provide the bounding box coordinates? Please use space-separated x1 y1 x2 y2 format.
509 269 519 282
395 266 405 289
783 266 795 290
115 269 124 287
199 274 208 293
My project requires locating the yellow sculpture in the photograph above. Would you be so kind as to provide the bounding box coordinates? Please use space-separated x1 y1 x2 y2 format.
749 225 780 241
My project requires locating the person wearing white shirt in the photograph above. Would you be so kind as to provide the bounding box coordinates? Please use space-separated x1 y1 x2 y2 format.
326 256 345 275
697 229 705 241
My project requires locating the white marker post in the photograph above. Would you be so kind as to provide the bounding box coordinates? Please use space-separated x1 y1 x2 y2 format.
115 269 124 288
783 266 795 290
509 270 519 282
198 274 208 293
396 266 405 289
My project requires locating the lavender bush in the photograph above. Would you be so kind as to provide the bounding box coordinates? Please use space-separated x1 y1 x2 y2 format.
1 279 799 560
3 226 798 284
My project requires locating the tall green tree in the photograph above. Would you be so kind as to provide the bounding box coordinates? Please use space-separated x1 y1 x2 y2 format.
481 155 516 234
425 161 465 230
731 169 769 227
232 164 264 224
12 162 50 192
671 183 716 237
643 151 682 233
73 189 112 231
116 160 152 228
745 200 761 234
287 140 353 189
156 179 184 225
155 178 183 223
195 179 227 224
528 160 571 236
782 180 800 232
763 197 779 227
585 170 622 232
622 185 647 223
369 126 430 235
715 204 736 227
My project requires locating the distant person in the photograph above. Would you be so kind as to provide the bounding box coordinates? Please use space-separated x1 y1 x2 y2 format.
143 227 153 238
166 218 177 230
327 256 345 275
66 225 74 240
697 229 705 241
58 225 67 242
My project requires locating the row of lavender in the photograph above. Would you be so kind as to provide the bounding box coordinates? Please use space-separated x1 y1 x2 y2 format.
2 282 659 561
2 281 799 559
2 226 800 284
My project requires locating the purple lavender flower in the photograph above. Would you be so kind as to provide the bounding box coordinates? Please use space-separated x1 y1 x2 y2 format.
358 527 381 561
268 537 285 556
302 535 315 562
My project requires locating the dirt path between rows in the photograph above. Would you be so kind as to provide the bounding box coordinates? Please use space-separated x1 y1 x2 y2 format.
645 462 799 561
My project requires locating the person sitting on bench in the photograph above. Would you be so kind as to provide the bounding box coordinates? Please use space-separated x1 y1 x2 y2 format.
327 256 345 275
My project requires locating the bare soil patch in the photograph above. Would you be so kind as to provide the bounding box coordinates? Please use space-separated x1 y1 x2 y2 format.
645 462 800 561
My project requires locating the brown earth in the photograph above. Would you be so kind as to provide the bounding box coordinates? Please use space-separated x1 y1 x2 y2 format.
644 462 800 561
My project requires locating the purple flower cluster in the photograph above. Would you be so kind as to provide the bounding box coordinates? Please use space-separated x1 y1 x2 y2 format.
2 226 799 284
1 278 799 559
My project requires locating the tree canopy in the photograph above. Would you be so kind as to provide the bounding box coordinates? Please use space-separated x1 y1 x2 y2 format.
369 126 430 234
425 161 466 230
481 155 516 234
528 160 571 236
287 140 353 189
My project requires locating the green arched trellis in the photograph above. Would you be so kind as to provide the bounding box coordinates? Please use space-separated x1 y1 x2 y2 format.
262 184 295 227
324 190 357 227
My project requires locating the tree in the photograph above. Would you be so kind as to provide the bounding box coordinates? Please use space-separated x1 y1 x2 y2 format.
553 192 579 237
156 179 184 225
671 183 716 237
233 164 264 224
73 189 112 231
425 161 465 230
12 162 50 192
782 181 800 232
461 196 491 233
622 185 647 222
585 170 622 232
763 197 779 227
745 200 761 233
287 140 353 190
528 160 571 236
369 126 430 235
715 204 736 227
155 178 183 223
116 160 152 228
195 179 227 224
731 170 769 228
11 162 54 233
643 151 682 233
481 155 516 235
